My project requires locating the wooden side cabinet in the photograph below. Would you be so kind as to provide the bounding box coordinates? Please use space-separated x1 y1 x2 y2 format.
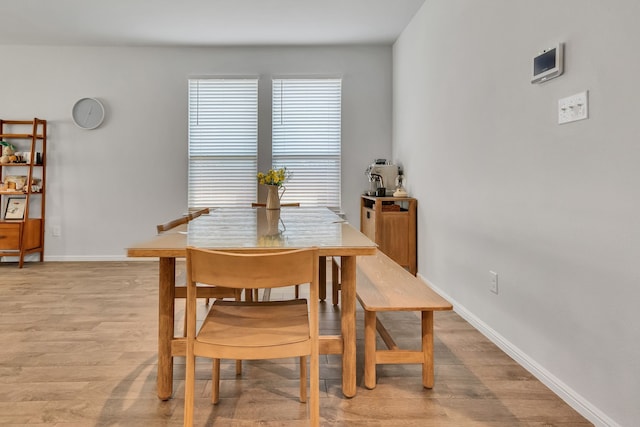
360 195 417 275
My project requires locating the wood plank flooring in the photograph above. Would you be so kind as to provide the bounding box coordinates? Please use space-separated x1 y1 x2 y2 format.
0 261 592 426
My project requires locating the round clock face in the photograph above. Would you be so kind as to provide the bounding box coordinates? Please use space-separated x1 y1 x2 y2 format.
72 97 105 129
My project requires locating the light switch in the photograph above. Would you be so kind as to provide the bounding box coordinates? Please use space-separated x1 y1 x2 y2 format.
558 91 588 124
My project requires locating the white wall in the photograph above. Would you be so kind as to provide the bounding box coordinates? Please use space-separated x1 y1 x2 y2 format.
0 45 392 259
393 1 639 426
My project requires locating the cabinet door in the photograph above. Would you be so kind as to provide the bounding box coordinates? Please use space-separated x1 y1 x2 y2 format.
378 213 409 266
23 219 42 250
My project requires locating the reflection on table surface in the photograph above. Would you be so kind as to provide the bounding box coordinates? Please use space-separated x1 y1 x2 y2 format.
187 207 352 249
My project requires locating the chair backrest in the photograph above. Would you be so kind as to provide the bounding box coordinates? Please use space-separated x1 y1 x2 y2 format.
186 247 318 291
156 208 210 234
251 202 301 207
188 207 210 220
156 215 189 234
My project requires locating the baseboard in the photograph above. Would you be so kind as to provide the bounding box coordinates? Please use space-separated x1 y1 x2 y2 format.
32 255 144 262
419 273 619 427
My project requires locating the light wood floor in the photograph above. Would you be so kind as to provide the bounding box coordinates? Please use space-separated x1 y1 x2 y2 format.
0 261 591 426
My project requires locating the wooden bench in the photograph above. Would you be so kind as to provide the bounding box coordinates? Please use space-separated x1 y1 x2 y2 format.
356 250 453 389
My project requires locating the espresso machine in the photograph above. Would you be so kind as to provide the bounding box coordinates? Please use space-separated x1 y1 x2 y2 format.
365 159 399 196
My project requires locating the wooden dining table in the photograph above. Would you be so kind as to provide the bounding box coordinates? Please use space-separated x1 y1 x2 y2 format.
126 206 377 400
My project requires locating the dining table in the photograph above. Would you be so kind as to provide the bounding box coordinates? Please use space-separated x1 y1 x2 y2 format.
126 206 377 400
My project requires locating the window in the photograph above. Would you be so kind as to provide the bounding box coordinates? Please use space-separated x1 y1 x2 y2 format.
272 78 342 209
188 77 341 209
188 78 258 208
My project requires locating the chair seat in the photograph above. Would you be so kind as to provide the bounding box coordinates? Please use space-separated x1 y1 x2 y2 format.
198 299 310 350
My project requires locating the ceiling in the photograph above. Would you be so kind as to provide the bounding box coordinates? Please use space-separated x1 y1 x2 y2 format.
0 0 425 47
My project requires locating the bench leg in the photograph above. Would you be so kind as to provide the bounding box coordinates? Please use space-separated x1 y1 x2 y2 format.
364 310 377 389
422 310 434 389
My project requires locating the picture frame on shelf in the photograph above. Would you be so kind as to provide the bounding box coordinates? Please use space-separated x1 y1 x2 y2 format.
4 196 26 220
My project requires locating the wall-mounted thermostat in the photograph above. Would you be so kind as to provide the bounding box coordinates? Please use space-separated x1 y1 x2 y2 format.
531 43 564 84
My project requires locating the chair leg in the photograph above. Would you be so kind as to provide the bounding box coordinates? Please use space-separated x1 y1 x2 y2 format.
183 300 188 337
212 358 221 404
332 258 341 305
299 355 307 403
319 256 327 301
184 350 196 426
295 285 300 299
310 351 320 427
235 360 242 376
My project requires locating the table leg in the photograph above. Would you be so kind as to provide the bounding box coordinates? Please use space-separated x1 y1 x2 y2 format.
422 310 434 389
340 256 357 397
157 257 176 400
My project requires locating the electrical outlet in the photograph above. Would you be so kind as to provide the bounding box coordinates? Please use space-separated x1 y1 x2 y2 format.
52 225 61 237
489 271 498 294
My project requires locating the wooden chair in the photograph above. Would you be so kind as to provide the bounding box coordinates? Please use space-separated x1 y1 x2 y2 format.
156 210 241 336
183 247 320 427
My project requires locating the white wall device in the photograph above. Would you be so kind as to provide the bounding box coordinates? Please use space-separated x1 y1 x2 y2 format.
531 43 564 84
558 91 588 124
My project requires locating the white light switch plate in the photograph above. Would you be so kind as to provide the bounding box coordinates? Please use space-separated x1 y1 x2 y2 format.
558 91 588 124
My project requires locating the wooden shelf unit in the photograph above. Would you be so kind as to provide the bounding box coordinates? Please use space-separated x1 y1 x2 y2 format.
360 195 417 275
0 119 47 267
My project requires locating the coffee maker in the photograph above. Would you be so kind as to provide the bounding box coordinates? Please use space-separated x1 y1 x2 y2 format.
365 159 399 196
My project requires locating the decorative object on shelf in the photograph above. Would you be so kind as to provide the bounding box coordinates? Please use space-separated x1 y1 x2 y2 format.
257 167 290 210
4 175 27 191
1 140 16 163
393 172 408 197
4 196 26 220
1 140 15 154
72 97 105 130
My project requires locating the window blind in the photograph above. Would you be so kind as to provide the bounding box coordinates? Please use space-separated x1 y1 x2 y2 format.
272 78 342 209
188 79 258 208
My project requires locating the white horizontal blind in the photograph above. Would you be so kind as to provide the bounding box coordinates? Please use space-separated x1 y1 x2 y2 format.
272 78 341 209
188 79 258 208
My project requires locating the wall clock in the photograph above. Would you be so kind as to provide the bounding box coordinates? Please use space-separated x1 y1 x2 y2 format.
72 97 105 129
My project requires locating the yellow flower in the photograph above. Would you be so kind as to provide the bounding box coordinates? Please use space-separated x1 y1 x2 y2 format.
257 167 290 187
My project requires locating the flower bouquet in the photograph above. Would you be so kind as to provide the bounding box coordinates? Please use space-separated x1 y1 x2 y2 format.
257 167 290 187
257 167 290 209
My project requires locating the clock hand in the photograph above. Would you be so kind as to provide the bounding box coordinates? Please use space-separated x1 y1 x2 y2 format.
85 105 93 123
